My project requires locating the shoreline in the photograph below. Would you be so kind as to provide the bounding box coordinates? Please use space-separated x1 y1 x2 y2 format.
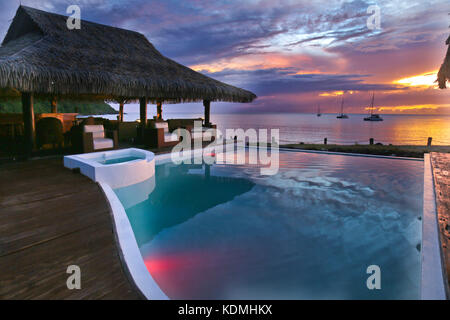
280 143 450 158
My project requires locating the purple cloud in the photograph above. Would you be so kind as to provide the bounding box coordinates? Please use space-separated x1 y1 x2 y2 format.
1 0 449 114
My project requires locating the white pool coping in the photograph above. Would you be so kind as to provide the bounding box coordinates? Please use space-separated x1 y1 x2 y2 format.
84 146 445 300
421 154 447 299
99 182 168 300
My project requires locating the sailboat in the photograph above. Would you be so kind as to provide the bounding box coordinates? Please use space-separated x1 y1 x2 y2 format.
364 93 383 121
317 104 322 117
336 97 348 119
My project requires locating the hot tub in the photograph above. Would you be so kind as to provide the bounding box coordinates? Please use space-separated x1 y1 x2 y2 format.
64 148 155 189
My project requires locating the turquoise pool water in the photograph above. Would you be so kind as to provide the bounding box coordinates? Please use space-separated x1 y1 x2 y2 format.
97 156 143 165
113 151 423 299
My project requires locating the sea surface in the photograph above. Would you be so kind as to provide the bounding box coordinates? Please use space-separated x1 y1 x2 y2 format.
89 112 450 146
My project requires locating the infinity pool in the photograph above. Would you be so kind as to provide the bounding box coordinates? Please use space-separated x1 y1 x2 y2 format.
113 150 423 299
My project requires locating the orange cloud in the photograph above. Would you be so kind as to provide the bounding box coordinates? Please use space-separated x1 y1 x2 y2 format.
190 53 320 73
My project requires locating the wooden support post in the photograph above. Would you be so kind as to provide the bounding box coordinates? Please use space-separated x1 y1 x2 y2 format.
324 138 327 145
51 97 57 113
369 138 374 145
156 101 162 120
139 97 147 141
203 100 210 127
427 137 432 147
22 92 35 156
119 102 124 122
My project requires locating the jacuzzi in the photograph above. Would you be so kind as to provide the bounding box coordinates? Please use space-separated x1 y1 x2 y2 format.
64 147 166 300
64 148 155 189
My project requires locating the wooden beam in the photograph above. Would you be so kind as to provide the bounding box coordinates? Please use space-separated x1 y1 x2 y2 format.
119 102 124 122
156 101 162 120
51 97 57 113
203 100 211 127
22 92 35 156
139 97 147 140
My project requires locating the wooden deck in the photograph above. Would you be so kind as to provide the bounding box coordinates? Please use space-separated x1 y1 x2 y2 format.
0 157 142 299
430 152 450 295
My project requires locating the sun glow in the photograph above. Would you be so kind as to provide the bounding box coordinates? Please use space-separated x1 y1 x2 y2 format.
375 104 448 112
394 71 438 87
319 91 344 97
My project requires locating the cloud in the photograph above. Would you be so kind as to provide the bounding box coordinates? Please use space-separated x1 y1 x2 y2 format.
202 67 403 96
0 0 449 114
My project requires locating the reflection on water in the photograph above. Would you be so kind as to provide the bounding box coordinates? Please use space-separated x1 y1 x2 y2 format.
115 163 254 246
113 151 423 300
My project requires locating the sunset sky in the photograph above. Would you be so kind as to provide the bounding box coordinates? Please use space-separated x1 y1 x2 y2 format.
1 0 450 114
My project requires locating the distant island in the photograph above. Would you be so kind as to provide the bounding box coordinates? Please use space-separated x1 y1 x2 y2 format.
0 99 118 115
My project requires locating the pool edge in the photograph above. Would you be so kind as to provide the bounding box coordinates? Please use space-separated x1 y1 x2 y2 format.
421 153 447 300
99 181 169 300
275 146 424 161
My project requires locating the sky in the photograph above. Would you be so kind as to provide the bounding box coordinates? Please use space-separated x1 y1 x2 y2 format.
1 0 450 114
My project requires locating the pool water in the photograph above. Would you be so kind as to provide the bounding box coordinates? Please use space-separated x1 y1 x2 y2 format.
97 155 143 165
113 151 423 299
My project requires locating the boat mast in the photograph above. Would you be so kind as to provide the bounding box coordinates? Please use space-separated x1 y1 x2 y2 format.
370 93 375 115
340 98 344 115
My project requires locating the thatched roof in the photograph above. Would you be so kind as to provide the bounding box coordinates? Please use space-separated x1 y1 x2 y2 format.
437 35 450 89
0 6 256 103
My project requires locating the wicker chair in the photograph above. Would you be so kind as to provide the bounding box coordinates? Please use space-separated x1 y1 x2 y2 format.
82 124 118 153
118 121 139 143
35 117 64 150
144 120 180 148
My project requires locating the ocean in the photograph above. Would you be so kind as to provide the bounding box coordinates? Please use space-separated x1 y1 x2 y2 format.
90 112 450 146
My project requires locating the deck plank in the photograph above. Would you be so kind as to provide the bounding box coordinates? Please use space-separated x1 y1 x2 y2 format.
0 157 142 299
430 152 450 295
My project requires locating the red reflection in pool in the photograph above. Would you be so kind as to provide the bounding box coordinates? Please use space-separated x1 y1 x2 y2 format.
143 246 248 299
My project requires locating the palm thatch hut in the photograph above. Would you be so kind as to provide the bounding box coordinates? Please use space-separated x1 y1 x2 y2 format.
0 6 256 153
438 35 450 89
